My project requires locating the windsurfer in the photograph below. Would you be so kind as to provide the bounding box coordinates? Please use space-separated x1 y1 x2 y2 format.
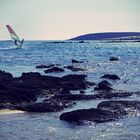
6 25 24 48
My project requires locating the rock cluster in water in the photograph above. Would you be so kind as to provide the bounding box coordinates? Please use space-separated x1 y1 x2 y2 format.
0 70 93 112
0 59 140 124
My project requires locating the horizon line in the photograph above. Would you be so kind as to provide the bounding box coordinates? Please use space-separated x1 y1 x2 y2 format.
0 31 140 41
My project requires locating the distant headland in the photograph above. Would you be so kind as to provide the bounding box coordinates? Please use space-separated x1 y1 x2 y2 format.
70 32 140 41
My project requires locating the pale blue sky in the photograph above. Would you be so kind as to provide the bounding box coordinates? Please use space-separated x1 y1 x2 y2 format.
0 0 140 40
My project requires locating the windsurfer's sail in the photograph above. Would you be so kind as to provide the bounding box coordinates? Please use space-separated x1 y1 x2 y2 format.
6 25 24 48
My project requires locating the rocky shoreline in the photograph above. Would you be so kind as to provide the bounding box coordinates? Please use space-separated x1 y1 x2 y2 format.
0 64 140 124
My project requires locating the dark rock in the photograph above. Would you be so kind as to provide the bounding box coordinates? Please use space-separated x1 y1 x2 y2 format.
19 73 92 91
60 108 119 124
97 100 140 117
97 100 140 111
110 57 119 61
19 72 62 90
62 74 86 81
16 73 93 92
36 64 60 69
0 70 94 111
0 70 13 81
0 88 37 104
44 67 65 73
52 92 133 101
0 103 6 109
94 80 113 91
61 74 95 90
80 90 85 94
21 72 42 79
18 102 62 112
64 66 86 71
97 92 133 99
0 103 20 110
36 65 48 69
18 100 75 112
59 88 71 94
101 74 120 80
53 94 97 101
60 100 140 124
71 59 84 63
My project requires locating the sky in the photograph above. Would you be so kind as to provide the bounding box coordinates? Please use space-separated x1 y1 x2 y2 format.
0 0 140 40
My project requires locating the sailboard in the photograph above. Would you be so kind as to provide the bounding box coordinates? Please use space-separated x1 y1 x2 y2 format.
6 25 24 48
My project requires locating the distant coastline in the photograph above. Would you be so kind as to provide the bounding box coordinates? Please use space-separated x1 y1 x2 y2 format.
70 32 140 42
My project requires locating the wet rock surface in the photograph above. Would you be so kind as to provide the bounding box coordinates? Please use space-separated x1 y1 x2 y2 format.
60 108 120 124
94 80 113 91
44 67 65 73
0 70 93 112
101 74 120 80
61 74 95 90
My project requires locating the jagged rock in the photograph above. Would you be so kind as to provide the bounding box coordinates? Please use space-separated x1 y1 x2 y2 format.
0 70 13 81
21 72 41 79
94 80 113 91
19 72 62 90
19 73 92 91
44 67 65 73
61 74 95 90
101 74 120 80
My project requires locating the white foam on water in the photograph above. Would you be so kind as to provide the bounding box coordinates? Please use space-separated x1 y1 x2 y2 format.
0 109 24 115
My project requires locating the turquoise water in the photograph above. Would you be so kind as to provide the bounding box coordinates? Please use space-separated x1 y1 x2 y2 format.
0 41 140 140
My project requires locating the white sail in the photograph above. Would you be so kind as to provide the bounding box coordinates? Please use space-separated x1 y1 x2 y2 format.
6 25 24 48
